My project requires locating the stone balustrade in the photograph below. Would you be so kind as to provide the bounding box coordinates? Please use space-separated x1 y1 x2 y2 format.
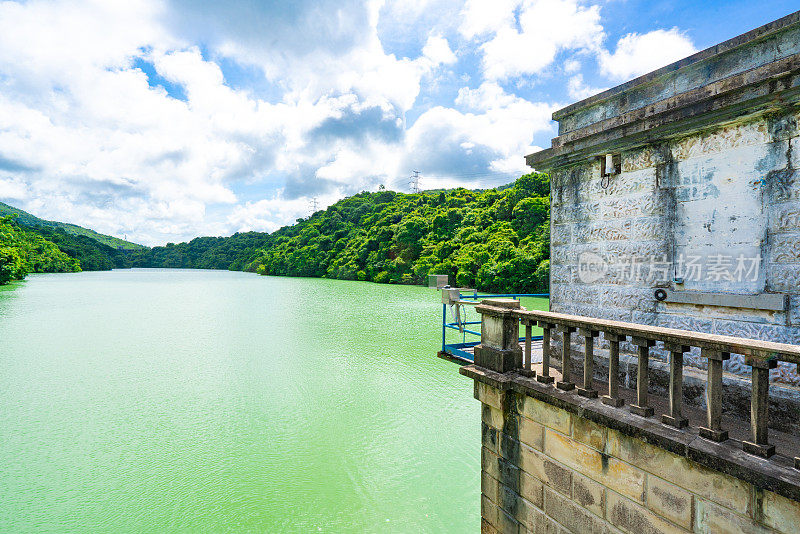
474 299 800 466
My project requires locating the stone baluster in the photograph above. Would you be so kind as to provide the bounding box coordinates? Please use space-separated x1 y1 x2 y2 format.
601 332 625 407
630 337 656 417
537 321 554 384
698 349 730 442
556 325 576 391
661 343 690 429
521 321 536 378
577 328 599 398
743 355 776 458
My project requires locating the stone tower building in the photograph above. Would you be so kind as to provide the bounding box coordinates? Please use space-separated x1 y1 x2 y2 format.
526 11 800 386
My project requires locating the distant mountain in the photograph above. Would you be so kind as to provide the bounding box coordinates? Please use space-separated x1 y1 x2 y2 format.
0 201 144 250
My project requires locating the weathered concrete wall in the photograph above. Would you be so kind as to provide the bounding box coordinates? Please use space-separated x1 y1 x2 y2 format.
476 381 800 533
527 12 800 387
549 112 800 385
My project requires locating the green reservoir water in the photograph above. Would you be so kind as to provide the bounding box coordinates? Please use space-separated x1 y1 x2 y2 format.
0 269 492 532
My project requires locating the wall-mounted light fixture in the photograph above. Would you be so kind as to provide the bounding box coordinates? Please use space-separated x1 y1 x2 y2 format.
599 153 621 189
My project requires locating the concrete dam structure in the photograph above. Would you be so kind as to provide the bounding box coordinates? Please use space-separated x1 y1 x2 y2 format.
460 11 800 534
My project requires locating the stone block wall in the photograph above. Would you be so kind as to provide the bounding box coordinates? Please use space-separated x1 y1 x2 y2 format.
476 380 800 533
549 111 800 385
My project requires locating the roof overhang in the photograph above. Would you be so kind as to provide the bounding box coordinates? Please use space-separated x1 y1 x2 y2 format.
527 10 800 171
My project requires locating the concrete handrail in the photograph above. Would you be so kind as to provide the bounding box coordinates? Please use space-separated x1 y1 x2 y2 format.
503 308 800 363
475 302 800 466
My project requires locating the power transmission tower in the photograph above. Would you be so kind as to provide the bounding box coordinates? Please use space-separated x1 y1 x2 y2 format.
309 196 319 214
409 170 421 194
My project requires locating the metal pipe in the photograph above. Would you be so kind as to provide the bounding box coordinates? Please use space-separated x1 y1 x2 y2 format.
441 304 446 353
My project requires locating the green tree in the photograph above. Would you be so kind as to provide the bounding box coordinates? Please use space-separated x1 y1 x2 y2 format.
512 197 550 238
0 246 25 284
0 215 81 284
119 172 552 294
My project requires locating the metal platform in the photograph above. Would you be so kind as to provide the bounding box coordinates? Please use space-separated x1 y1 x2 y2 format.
439 339 544 365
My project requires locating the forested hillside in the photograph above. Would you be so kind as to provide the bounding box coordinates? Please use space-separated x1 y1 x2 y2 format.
0 201 143 250
0 172 551 292
0 216 80 284
249 172 550 293
33 226 134 271
0 203 141 282
129 233 270 270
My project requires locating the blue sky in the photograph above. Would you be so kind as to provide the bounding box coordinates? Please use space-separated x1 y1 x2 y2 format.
0 0 796 245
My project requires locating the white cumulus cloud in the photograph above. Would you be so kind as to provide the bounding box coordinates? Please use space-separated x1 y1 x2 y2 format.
567 73 606 100
461 0 604 81
398 82 557 188
0 0 699 245
599 28 697 81
422 34 457 65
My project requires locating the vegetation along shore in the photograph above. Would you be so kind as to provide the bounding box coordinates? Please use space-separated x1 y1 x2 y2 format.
0 172 550 293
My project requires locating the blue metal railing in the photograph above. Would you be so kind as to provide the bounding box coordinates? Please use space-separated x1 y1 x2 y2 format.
440 291 549 362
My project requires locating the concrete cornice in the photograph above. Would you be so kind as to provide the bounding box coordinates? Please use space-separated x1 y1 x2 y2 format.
526 10 800 171
552 10 800 121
